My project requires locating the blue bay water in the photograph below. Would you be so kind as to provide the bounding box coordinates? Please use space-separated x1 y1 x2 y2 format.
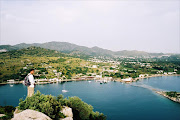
0 76 180 120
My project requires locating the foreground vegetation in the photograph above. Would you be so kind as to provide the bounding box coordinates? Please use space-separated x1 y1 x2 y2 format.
18 91 106 120
0 106 15 120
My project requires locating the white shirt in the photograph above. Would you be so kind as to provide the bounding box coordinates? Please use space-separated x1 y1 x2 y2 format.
28 73 35 87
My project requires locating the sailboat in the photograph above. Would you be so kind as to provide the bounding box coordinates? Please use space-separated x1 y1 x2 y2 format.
62 83 68 93
62 90 68 93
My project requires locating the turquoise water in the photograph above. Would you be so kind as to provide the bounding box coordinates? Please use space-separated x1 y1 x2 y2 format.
0 76 180 120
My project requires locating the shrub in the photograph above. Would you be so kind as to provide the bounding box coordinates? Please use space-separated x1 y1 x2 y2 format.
0 105 15 119
166 91 177 97
57 95 106 120
67 96 93 120
18 91 62 119
90 111 107 120
18 91 106 120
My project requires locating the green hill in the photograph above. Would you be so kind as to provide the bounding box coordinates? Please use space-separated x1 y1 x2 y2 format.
0 46 66 59
0 45 18 51
14 42 115 57
0 46 66 82
0 46 96 82
0 41 166 57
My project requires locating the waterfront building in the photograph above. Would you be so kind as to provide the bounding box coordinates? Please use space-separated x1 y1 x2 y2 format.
7 80 15 84
121 77 133 83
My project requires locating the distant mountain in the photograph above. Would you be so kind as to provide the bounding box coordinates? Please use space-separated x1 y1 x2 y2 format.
0 46 66 58
14 41 115 57
0 45 18 51
0 41 166 57
114 50 149 57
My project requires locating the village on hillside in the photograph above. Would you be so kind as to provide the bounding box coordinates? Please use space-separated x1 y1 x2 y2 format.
2 53 179 85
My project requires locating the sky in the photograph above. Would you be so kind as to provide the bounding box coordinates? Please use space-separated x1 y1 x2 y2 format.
0 0 179 53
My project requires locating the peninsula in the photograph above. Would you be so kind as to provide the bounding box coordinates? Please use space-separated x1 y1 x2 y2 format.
156 91 180 103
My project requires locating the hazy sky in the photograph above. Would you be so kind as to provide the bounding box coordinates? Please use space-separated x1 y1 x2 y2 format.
0 0 179 53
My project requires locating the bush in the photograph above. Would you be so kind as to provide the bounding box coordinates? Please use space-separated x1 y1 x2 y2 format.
166 91 177 97
57 95 106 120
67 96 93 120
18 91 106 120
18 91 62 119
0 106 15 119
90 111 107 120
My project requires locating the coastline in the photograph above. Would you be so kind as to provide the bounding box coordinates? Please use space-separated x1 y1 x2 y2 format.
133 74 180 82
156 91 180 104
114 74 180 83
135 74 180 80
0 74 179 85
0 78 94 85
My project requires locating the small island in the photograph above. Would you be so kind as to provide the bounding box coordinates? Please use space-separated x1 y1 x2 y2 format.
156 91 180 103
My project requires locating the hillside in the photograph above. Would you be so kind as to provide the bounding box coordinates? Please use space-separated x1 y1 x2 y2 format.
0 46 99 82
14 42 115 57
0 46 66 82
0 46 179 83
0 45 18 51
0 41 165 57
0 46 66 59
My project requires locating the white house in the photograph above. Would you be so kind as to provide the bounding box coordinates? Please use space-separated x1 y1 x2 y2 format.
0 49 7 52
121 77 132 83
95 75 102 79
139 74 148 78
168 72 176 75
23 67 27 70
92 65 98 68
164 72 168 75
7 80 15 83
53 70 57 73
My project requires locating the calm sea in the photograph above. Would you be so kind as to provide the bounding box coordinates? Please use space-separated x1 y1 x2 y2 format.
0 76 180 120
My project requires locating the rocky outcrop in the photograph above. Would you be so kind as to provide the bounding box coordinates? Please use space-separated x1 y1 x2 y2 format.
12 106 73 120
60 117 73 120
12 109 52 120
0 114 6 117
60 106 73 120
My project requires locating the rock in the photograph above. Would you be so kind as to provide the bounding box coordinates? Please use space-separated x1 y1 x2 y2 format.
12 109 52 120
14 108 22 114
60 106 73 118
60 117 73 120
0 114 6 117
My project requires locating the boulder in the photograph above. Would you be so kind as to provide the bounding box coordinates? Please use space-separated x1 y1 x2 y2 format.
12 109 52 120
14 108 22 114
60 106 73 118
60 117 73 120
0 114 6 117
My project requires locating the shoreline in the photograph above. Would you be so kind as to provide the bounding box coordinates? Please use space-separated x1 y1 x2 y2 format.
0 79 95 85
135 74 180 80
0 74 179 85
133 74 180 82
114 74 180 83
156 91 180 104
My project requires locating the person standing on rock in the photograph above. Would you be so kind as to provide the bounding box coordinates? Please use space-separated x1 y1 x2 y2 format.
27 69 35 97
